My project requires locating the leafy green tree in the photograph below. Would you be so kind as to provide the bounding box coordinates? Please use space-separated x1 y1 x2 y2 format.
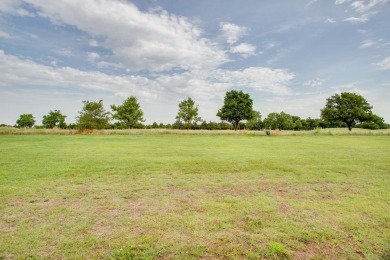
217 90 254 130
321 92 373 131
305 117 321 130
176 97 202 129
77 100 110 130
370 114 387 129
42 110 67 128
294 120 303 130
16 114 35 128
358 114 387 129
277 112 294 130
111 96 145 128
263 113 279 130
246 111 263 130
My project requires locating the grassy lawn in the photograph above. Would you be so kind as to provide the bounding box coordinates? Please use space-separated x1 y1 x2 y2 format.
0 135 389 259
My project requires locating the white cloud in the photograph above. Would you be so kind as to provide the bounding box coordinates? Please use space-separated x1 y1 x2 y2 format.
89 40 99 47
0 50 160 100
87 52 100 62
0 0 34 16
375 56 390 70
305 0 318 8
229 43 257 57
350 0 387 13
0 50 294 103
220 22 248 44
360 39 375 48
213 67 295 94
335 0 353 4
19 0 227 72
344 15 370 23
339 0 388 23
304 78 325 87
325 18 336 24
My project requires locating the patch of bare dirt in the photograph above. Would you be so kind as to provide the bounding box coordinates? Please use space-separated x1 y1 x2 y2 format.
293 242 337 260
278 202 290 214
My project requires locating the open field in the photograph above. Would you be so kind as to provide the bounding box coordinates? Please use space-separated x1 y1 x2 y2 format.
0 135 389 259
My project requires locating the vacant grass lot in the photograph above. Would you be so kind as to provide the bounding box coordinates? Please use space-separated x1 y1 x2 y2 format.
0 135 389 259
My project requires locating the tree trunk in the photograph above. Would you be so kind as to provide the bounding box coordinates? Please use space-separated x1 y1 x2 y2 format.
234 121 239 131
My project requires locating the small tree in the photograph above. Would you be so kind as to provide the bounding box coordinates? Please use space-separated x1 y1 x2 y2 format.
16 114 35 128
176 97 202 129
42 110 67 129
217 90 254 130
77 100 110 130
321 92 373 131
294 120 303 130
111 96 145 129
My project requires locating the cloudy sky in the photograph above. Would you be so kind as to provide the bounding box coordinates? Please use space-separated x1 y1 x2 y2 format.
0 0 389 125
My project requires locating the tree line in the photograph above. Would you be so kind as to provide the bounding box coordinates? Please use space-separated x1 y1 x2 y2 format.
9 91 388 131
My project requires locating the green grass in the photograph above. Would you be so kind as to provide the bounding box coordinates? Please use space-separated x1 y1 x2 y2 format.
0 135 389 259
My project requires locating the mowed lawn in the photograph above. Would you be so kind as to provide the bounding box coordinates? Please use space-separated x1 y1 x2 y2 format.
0 135 389 259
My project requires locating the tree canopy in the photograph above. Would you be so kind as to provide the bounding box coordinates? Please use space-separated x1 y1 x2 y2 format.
217 90 254 130
16 114 35 128
77 100 110 130
321 92 373 131
245 111 262 130
111 96 145 128
42 110 67 129
176 97 201 129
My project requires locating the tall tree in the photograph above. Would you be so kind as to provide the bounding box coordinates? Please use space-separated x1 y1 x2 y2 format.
16 114 35 128
321 92 373 131
111 96 145 128
217 90 254 130
77 100 110 130
42 110 67 129
176 97 201 129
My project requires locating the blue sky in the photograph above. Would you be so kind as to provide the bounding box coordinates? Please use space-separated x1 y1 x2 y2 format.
0 0 389 125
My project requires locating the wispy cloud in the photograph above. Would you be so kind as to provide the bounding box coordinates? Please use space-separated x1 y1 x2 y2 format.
229 43 257 57
305 0 318 8
339 0 389 23
375 56 390 70
360 39 375 48
335 0 353 4
325 18 337 24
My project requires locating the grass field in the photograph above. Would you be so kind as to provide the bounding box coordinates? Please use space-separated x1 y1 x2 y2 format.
0 135 389 259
